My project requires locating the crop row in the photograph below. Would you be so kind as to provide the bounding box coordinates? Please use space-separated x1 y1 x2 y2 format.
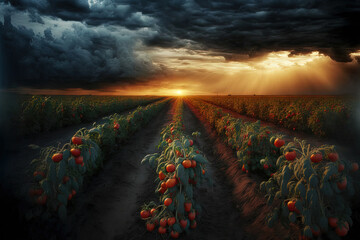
187 98 358 239
140 98 211 238
199 95 353 137
27 99 169 221
18 95 162 135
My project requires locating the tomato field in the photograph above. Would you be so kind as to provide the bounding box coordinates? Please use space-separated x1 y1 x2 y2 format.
1 95 359 240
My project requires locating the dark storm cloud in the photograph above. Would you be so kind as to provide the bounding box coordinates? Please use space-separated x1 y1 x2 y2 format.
0 14 160 89
1 0 360 89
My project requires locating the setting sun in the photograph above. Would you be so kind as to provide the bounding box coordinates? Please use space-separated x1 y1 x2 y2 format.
176 90 183 95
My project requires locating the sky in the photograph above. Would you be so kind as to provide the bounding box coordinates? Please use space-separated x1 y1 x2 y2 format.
0 0 359 95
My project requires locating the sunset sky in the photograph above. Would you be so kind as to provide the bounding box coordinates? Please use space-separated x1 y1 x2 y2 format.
0 1 359 95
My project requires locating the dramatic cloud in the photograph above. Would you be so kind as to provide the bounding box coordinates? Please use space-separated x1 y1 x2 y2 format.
0 0 359 92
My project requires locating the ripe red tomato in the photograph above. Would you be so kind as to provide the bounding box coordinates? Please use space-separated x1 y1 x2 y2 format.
184 202 192 212
311 228 321 237
287 200 296 212
167 217 176 226
335 222 349 236
33 171 45 178
160 218 167 227
310 153 322 163
63 176 70 184
164 198 172 206
189 140 193 146
328 217 338 228
159 187 166 194
52 153 63 163
166 178 177 188
285 151 296 161
150 208 156 216
191 160 197 168
114 123 120 130
146 222 155 232
68 193 73 201
337 178 347 190
202 169 205 175
351 163 359 172
182 160 192 168
36 195 47 205
72 136 83 145
159 171 166 180
166 164 176 173
247 139 252 146
75 156 84 165
188 211 196 221
190 220 197 229
196 150 199 154
274 138 285 148
170 231 179 238
180 219 188 229
328 152 339 162
70 148 81 157
263 164 269 170
140 210 150 219
242 164 246 172
338 163 345 172
158 226 167 234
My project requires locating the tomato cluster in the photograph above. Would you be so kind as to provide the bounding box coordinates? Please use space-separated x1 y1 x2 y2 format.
189 98 358 239
28 100 169 221
201 95 353 137
140 99 209 238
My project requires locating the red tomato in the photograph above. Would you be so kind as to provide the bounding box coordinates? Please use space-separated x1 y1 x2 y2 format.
310 153 322 163
196 150 199 154
242 164 246 172
70 148 81 157
328 217 338 228
164 198 172 206
202 169 205 175
335 222 349 237
311 228 321 237
188 211 196 221
160 218 167 227
263 164 269 170
158 226 167 234
247 139 252 146
337 178 347 190
75 156 84 165
52 153 63 163
33 171 45 178
184 202 192 212
166 178 177 188
72 137 83 145
180 219 188 229
140 210 150 219
63 176 70 184
159 187 166 194
166 164 176 173
287 201 296 212
274 138 285 148
191 160 197 168
351 163 359 172
285 151 296 161
68 193 73 201
114 123 120 130
189 140 193 146
328 153 339 162
190 220 197 229
170 231 179 238
167 217 176 226
182 160 192 168
36 195 47 205
338 163 345 172
159 171 166 180
146 222 155 232
150 208 156 216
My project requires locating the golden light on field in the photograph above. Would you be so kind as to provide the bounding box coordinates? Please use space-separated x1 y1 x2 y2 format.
176 90 183 95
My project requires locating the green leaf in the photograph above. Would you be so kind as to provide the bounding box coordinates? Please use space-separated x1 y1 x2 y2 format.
57 160 67 183
193 154 208 164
